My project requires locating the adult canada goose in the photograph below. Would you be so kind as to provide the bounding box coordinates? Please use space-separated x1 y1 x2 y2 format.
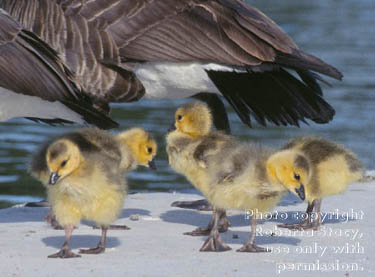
268 137 364 230
0 0 342 130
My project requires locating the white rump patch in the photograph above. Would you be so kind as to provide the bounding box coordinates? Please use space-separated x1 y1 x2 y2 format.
133 62 246 99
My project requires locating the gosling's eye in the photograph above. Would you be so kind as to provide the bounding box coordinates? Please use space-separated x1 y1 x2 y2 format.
294 173 300 181
177 115 183 121
147 147 153 154
61 160 67 167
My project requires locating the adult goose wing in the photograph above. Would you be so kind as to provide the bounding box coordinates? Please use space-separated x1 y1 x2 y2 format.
0 9 118 129
97 0 341 126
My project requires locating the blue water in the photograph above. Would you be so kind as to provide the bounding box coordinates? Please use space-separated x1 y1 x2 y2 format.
0 0 374 206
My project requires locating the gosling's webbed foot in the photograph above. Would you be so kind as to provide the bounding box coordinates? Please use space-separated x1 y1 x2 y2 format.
79 246 105 255
93 224 130 230
184 219 231 236
200 235 231 252
277 221 321 231
171 199 212 211
237 243 270 253
184 226 211 236
48 249 81 258
50 219 64 230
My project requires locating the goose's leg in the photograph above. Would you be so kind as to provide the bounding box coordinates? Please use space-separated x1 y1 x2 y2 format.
80 226 107 254
184 209 231 236
175 93 231 234
238 216 269 253
200 209 231 252
48 224 81 258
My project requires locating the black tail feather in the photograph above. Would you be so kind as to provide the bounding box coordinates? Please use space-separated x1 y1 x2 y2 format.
206 69 335 127
276 50 343 80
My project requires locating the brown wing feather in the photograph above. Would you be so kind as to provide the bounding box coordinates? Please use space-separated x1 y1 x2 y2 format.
99 0 341 79
1 0 145 104
0 9 118 128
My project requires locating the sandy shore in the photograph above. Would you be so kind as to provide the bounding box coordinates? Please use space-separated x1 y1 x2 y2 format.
0 175 374 276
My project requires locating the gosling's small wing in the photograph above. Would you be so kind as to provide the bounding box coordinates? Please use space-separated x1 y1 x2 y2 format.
78 128 122 163
287 136 364 174
0 9 118 129
192 132 234 166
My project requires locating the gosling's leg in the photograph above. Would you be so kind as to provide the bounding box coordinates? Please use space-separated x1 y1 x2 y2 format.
48 224 81 258
217 210 232 233
289 199 322 230
79 226 108 254
237 217 269 253
184 209 231 236
311 199 322 230
200 210 231 252
45 209 63 230
278 201 314 230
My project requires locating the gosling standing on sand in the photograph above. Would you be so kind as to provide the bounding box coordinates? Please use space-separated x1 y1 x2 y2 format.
269 136 363 230
30 128 156 258
167 102 288 252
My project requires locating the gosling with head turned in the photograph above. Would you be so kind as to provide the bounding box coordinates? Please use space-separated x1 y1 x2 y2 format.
31 128 157 230
116 127 157 172
167 101 234 236
167 102 288 252
29 128 157 258
268 137 364 230
93 127 157 230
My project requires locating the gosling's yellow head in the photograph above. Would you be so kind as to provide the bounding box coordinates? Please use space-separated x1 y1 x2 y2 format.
117 128 157 169
267 150 311 201
46 139 82 185
173 101 212 137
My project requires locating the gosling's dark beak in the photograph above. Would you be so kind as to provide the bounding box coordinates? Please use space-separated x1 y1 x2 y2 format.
168 123 176 133
148 159 157 170
49 172 60 185
295 184 305 201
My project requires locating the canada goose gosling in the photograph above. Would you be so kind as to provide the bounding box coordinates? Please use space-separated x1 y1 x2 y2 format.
267 139 363 230
39 134 125 258
167 102 231 236
201 145 286 253
116 128 158 172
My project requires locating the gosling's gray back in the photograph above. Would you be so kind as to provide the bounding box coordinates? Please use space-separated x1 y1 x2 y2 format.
283 137 363 173
209 141 275 184
190 132 275 184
